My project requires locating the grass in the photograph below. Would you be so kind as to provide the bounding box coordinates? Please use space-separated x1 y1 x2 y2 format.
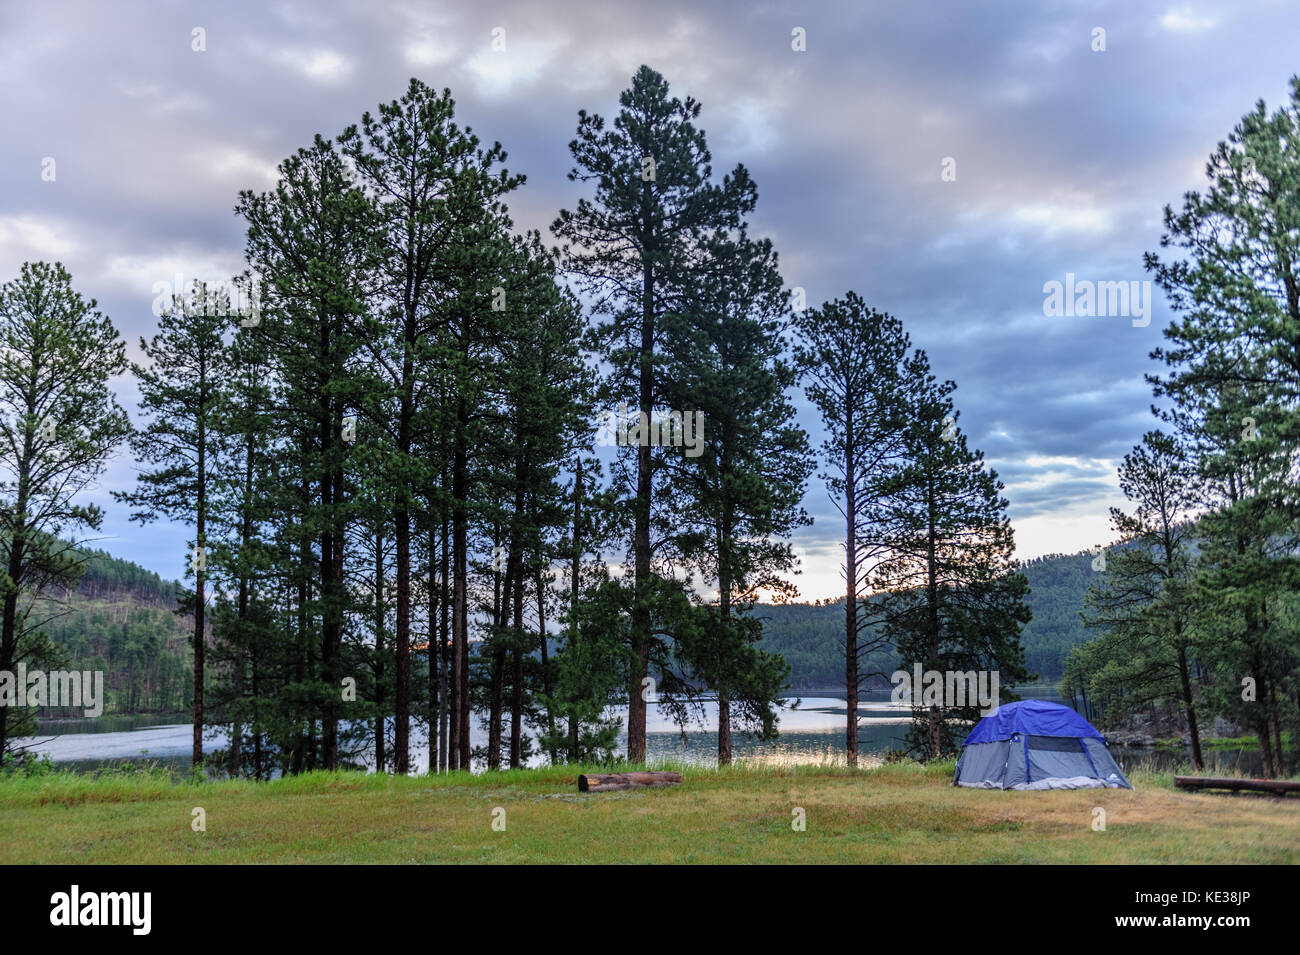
1 760 1296 864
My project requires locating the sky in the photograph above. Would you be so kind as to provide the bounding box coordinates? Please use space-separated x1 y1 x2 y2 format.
1 0 1296 602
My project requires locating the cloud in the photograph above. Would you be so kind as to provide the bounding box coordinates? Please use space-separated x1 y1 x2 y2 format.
200 146 280 187
1160 7 1218 33
249 43 356 83
0 216 77 264
1009 202 1115 236
464 33 563 98
0 0 1293 592
115 82 208 116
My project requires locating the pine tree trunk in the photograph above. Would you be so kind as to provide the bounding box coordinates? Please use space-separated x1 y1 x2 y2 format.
375 530 386 773
628 262 655 765
569 457 582 762
230 619 244 777
193 418 206 768
320 387 347 770
194 550 204 766
1177 644 1202 770
0 547 23 766
427 527 438 775
1257 712 1276 778
926 482 941 760
393 347 414 772
537 568 556 764
1268 682 1284 775
488 529 508 770
394 508 410 773
292 477 310 775
253 645 263 780
844 424 858 768
453 417 472 770
230 437 254 777
510 567 524 768
0 444 28 767
439 506 450 772
718 509 734 767
717 692 731 765
488 644 504 770
1254 654 1276 777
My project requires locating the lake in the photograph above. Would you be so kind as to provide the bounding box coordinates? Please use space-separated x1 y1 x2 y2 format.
13 687 1263 776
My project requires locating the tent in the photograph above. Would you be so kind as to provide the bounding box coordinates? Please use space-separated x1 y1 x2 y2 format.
953 699 1132 790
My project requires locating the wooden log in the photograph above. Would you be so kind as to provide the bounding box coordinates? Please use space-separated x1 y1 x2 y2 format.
1175 775 1300 796
578 771 683 793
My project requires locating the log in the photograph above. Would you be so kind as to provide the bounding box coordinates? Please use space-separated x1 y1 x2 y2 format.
1175 775 1300 796
578 771 683 793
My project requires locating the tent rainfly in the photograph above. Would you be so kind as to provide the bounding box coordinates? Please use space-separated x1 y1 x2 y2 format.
953 699 1132 790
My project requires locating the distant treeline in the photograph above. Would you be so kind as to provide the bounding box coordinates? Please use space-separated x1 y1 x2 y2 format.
756 550 1095 690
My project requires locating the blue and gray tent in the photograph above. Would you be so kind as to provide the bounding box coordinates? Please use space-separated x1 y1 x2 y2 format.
953 699 1132 790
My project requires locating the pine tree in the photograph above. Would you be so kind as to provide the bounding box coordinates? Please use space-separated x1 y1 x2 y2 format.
538 455 626 763
1183 364 1295 775
0 262 131 763
662 232 809 764
340 79 522 773
553 65 758 762
1145 79 1300 774
794 292 916 767
115 280 229 767
491 238 590 768
236 136 376 770
1079 431 1204 766
207 313 276 776
1146 75 1300 489
876 367 1031 758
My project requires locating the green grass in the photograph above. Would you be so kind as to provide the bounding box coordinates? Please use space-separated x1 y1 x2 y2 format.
1 761 1296 864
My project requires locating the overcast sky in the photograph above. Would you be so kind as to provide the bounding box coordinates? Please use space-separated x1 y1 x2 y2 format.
2 0 1295 601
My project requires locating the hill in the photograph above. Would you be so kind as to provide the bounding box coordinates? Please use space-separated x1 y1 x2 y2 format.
34 548 191 716
755 549 1096 691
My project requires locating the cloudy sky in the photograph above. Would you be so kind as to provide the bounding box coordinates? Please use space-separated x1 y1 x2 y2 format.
1 0 1295 601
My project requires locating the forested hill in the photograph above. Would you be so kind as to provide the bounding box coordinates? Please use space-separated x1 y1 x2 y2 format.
66 548 179 604
755 549 1096 690
38 546 1095 712
36 548 191 715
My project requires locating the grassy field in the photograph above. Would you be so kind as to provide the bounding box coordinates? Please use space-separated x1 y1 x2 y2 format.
1 761 1296 864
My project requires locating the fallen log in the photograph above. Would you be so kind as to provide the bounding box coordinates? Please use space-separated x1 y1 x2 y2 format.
578 771 683 793
1175 775 1300 796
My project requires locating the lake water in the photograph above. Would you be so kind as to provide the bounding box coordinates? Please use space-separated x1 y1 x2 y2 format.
17 696 906 774
13 688 1263 776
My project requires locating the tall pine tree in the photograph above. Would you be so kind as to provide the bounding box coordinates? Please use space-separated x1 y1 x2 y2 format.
0 262 131 763
876 366 1031 758
116 279 229 767
663 232 809 764
794 292 917 767
553 66 757 762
